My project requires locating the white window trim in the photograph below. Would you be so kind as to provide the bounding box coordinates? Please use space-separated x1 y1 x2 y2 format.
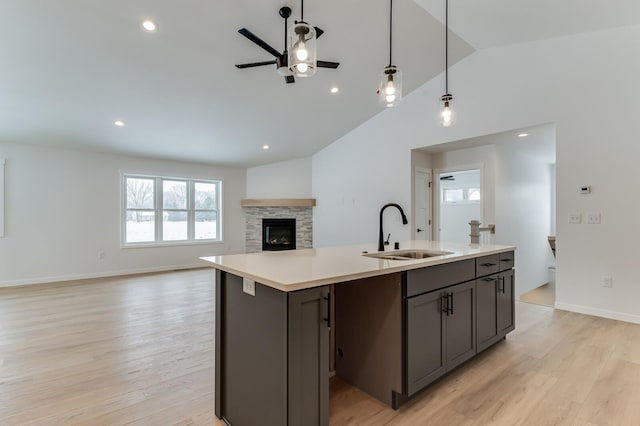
121 173 222 247
0 158 5 238
442 187 481 205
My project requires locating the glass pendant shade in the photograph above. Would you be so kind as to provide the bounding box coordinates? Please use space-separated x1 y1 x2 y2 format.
439 94 454 127
288 21 317 77
378 65 402 107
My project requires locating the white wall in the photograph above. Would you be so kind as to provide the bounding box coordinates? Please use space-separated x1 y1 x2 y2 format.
494 144 555 296
246 157 312 198
0 158 5 237
313 117 412 247
313 25 640 322
0 143 246 286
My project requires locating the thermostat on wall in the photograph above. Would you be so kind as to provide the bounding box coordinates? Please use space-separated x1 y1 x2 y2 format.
580 186 591 194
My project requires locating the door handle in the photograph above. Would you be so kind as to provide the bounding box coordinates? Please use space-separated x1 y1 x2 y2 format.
417 228 424 233
323 292 331 328
441 294 449 315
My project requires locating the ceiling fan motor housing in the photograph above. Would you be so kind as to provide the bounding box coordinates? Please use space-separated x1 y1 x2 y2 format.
276 56 293 76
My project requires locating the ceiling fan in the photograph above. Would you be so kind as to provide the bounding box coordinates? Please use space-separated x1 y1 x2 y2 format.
235 6 340 84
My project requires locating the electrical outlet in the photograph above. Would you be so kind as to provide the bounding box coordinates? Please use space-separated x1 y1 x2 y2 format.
98 251 105 260
243 278 256 296
587 213 601 224
569 213 582 224
603 276 613 288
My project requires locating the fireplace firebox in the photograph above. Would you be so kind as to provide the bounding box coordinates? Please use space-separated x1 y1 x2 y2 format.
262 218 296 251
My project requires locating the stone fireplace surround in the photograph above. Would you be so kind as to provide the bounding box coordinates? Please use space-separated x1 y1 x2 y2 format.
244 206 313 253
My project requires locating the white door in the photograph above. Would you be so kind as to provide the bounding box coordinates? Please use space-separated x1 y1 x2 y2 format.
414 170 432 240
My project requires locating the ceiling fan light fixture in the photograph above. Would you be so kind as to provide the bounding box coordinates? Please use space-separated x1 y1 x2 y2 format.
378 0 402 107
289 21 317 77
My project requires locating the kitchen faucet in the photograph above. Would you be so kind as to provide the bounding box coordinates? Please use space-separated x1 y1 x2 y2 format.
378 203 408 251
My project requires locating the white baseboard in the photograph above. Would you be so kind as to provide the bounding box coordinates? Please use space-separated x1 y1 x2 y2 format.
555 302 640 325
0 263 208 288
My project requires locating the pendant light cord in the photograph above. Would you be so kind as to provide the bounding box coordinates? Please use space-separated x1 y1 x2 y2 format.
301 0 304 21
389 0 393 66
445 0 449 93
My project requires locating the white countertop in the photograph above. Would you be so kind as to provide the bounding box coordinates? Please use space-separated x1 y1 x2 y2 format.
200 240 515 292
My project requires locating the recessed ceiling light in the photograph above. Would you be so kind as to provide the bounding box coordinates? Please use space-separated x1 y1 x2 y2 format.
114 120 125 127
518 133 529 138
142 20 158 32
330 87 339 94
262 145 270 150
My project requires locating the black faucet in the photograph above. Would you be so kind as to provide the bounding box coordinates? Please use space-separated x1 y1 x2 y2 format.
378 203 408 251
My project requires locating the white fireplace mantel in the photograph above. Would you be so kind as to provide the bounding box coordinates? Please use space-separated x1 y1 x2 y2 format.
241 199 316 208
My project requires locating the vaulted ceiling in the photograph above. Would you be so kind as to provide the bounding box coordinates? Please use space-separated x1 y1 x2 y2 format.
1 1 638 167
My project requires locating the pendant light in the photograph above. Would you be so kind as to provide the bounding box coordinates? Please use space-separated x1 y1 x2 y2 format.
378 0 402 107
289 0 317 77
439 0 454 127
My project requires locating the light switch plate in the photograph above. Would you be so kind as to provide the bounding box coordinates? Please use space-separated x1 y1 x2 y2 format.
587 213 601 224
243 278 256 296
569 213 582 224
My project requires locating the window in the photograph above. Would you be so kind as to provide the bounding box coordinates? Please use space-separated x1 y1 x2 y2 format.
123 174 221 245
442 187 481 204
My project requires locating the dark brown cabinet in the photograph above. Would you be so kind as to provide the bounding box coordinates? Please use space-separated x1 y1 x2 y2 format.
445 281 476 370
476 275 500 352
476 251 515 353
215 270 329 426
404 251 515 401
215 250 516 424
498 268 515 335
406 289 446 395
288 286 330 426
406 280 476 396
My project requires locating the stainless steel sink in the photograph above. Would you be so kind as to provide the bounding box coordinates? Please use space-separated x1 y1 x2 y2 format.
363 249 453 261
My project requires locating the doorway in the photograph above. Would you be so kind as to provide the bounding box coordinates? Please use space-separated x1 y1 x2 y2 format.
436 169 482 243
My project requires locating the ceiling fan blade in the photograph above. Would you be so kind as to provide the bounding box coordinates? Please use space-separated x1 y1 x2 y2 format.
314 27 324 39
235 60 277 69
317 61 340 69
285 75 295 84
238 28 281 58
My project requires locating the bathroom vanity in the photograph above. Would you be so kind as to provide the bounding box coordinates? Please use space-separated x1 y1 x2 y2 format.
202 241 515 426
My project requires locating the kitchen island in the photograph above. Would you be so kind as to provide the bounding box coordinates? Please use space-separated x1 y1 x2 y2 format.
202 241 516 426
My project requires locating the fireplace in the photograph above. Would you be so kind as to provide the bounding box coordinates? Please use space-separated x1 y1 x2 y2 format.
262 218 296 251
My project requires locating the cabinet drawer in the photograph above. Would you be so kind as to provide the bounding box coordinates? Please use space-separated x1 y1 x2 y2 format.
476 254 499 277
406 259 475 297
499 251 515 271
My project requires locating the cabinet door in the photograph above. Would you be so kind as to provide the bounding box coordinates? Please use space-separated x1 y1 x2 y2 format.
445 281 476 370
406 290 446 396
288 286 330 426
476 275 500 352
498 269 515 335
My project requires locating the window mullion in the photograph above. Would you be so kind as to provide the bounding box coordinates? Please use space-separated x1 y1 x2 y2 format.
188 180 195 241
156 177 163 242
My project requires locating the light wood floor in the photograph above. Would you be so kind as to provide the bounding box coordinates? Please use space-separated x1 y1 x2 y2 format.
2 270 640 425
0 270 214 425
520 282 556 307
